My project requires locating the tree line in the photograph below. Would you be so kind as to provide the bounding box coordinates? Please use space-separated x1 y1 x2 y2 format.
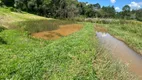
0 0 142 20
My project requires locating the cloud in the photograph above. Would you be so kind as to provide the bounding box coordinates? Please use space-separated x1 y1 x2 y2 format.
115 7 120 11
129 2 141 10
110 0 116 3
138 2 142 5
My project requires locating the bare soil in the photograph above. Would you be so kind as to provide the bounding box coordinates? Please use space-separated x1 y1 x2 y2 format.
32 24 82 40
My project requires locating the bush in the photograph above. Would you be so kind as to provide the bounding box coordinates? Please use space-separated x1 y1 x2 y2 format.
1 0 14 7
0 37 7 44
0 0 3 6
9 7 22 13
0 26 6 32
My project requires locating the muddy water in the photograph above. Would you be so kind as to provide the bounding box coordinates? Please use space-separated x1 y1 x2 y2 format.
96 32 142 79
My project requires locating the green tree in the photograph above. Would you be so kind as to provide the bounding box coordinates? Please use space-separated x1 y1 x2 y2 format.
136 9 142 21
77 2 87 16
0 0 3 6
48 0 78 18
122 5 131 19
93 3 101 18
94 3 101 9
122 5 130 12
2 0 14 7
102 6 116 18
84 4 96 17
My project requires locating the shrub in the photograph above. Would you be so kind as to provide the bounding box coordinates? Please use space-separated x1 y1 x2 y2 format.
0 37 7 44
0 26 6 32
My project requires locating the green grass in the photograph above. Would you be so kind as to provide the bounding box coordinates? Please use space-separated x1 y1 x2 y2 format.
0 8 138 80
0 22 138 80
0 7 48 21
0 7 11 14
0 7 51 28
97 21 142 54
94 47 138 80
0 26 6 32
0 26 7 44
0 23 99 80
15 19 76 34
0 8 76 34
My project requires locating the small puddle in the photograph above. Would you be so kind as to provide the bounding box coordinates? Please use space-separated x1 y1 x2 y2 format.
32 24 82 40
96 32 142 79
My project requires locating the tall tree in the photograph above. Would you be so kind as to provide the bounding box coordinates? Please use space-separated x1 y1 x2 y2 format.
94 3 101 9
102 6 116 18
93 3 101 18
48 0 78 18
0 0 3 6
122 5 130 12
122 5 131 19
84 4 99 17
136 9 142 21
77 2 87 15
2 0 14 7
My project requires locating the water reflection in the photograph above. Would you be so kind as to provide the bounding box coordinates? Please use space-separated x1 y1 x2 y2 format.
96 32 142 79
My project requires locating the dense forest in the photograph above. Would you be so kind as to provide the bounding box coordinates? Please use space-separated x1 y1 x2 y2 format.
0 0 142 20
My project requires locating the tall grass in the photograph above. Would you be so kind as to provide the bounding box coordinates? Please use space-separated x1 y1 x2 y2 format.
0 8 51 29
73 17 142 25
0 8 139 79
0 25 6 32
0 22 138 80
0 23 98 80
0 26 7 44
14 19 76 34
94 46 138 80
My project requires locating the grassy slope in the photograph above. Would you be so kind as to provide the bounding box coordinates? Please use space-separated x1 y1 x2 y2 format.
0 8 52 28
0 8 138 80
0 23 98 80
0 8 98 79
97 21 142 54
0 8 76 34
0 8 49 21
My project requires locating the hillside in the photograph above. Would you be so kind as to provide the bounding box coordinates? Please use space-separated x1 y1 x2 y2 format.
0 8 138 80
0 8 51 28
0 8 98 80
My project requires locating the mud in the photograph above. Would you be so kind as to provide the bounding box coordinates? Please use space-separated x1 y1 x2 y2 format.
32 24 82 40
96 32 142 79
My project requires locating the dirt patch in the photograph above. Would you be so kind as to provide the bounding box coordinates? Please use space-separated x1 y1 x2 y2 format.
95 25 107 32
32 24 83 40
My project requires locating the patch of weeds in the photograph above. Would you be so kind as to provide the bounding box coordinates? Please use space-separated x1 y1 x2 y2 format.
0 37 7 44
15 19 76 34
0 26 6 32
97 21 142 54
94 46 138 80
0 23 98 80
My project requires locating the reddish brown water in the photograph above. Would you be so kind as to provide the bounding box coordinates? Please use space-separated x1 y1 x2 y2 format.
96 32 142 79
32 24 82 40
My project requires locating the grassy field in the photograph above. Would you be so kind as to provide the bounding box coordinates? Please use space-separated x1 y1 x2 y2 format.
0 8 49 21
0 23 98 80
0 8 138 80
96 20 142 54
0 23 137 80
0 7 51 28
